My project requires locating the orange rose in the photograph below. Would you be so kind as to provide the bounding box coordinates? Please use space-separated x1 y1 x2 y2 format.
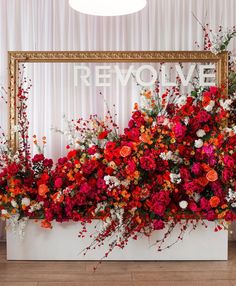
201 163 211 172
38 184 49 198
140 133 152 144
41 220 52 229
120 146 131 157
51 191 64 203
206 169 218 182
209 196 220 208
197 176 209 187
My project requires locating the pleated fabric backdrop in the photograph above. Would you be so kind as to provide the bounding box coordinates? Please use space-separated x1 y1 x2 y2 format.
0 0 236 241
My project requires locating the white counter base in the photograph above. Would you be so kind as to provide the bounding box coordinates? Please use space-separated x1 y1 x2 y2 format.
7 220 228 260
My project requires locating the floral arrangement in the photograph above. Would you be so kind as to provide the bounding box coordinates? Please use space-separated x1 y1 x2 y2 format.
0 25 236 257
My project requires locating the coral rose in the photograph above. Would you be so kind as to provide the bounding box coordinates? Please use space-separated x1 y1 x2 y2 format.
38 184 49 198
206 169 218 182
120 146 132 157
209 196 220 208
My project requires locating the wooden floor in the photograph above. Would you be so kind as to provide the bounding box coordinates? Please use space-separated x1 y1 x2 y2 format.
1 242 236 286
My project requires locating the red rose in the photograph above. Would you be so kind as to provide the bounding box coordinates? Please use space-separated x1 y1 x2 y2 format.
153 219 165 230
32 154 44 164
58 157 68 165
153 203 166 216
140 156 156 171
43 159 53 168
7 162 19 176
67 150 77 160
196 111 211 123
180 167 191 182
98 131 108 140
87 145 97 155
105 142 116 151
82 160 98 175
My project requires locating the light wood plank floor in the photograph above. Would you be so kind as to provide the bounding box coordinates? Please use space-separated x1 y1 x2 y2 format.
1 241 236 286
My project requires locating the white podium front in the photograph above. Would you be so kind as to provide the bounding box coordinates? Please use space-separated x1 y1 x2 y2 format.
7 220 228 261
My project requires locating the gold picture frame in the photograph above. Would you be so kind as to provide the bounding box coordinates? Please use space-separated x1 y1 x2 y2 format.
8 51 228 150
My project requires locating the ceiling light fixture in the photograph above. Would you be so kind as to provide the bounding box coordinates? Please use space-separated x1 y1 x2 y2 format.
69 0 147 16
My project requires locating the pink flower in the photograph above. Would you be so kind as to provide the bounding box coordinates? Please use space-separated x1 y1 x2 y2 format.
205 210 216 221
184 181 204 194
191 163 203 176
200 197 211 211
173 123 187 140
222 168 234 182
97 178 106 189
223 155 235 168
209 86 218 95
189 201 198 212
153 219 165 230
54 178 63 189
80 183 91 194
225 211 236 221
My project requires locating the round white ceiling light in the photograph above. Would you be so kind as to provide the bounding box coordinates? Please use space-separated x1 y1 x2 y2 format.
69 0 147 16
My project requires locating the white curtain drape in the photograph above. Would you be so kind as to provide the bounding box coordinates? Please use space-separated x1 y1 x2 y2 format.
0 0 236 241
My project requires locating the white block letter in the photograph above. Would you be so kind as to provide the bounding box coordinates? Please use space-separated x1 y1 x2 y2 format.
74 65 91 87
199 64 216 87
175 64 196 87
115 65 134 86
95 66 111 87
135 65 157 86
161 65 176 87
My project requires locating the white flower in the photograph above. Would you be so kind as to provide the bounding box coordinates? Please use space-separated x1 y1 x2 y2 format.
93 153 101 159
170 173 181 184
11 200 18 208
219 99 232 111
21 198 31 207
176 95 187 107
183 117 189 126
28 202 44 213
104 175 120 190
179 200 188 209
121 179 130 188
204 100 215 112
196 129 206 138
159 151 173 161
192 192 201 203
194 139 203 148
1 209 8 215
